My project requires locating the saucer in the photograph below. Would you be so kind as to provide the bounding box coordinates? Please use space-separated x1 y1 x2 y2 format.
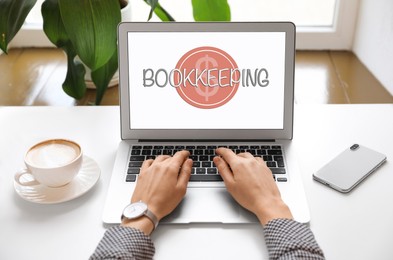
14 156 100 204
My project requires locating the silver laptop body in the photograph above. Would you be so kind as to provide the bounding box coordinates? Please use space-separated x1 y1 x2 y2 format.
103 22 310 224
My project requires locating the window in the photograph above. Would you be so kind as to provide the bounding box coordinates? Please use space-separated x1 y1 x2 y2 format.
11 0 358 50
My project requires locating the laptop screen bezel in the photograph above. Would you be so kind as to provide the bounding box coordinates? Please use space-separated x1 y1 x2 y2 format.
118 22 295 140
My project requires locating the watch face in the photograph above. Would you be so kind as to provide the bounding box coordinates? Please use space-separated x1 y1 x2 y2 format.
123 201 147 219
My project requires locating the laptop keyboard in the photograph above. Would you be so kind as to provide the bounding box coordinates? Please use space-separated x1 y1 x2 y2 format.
127 145 287 183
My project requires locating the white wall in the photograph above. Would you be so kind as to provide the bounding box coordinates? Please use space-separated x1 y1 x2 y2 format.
353 0 393 95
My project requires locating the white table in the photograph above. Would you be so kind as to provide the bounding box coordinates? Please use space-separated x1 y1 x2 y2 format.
0 104 392 260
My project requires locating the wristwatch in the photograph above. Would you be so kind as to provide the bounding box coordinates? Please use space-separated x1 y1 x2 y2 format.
121 201 159 229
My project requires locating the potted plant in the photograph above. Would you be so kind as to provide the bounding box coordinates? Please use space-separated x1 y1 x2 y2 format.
0 0 230 105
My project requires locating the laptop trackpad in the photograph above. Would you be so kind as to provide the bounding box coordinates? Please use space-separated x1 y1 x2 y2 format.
161 188 244 224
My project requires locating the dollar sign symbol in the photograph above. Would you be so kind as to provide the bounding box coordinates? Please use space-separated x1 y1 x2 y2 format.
195 54 219 102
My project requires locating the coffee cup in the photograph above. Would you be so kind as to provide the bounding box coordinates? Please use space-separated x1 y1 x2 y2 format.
15 139 83 188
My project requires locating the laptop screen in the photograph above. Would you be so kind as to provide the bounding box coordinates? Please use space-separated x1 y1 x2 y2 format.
127 31 285 130
118 22 295 140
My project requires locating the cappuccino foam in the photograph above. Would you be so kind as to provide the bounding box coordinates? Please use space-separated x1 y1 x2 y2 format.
26 141 80 168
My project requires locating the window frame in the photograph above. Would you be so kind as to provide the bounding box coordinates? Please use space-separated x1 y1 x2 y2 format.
296 0 359 50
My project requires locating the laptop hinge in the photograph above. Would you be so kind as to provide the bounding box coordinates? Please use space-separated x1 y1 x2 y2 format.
138 139 276 143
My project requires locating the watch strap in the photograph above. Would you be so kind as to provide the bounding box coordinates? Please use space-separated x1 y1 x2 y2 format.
144 208 159 229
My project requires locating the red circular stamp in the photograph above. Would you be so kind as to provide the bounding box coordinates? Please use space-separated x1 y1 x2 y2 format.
174 46 240 109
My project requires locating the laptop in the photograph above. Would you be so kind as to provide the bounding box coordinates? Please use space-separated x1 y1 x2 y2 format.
103 22 310 224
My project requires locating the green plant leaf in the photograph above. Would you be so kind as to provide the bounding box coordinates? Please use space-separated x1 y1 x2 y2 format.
143 0 174 21
0 0 37 53
192 0 231 21
153 2 175 21
42 0 86 100
145 0 158 21
63 49 87 100
91 49 118 105
41 0 68 48
58 0 121 71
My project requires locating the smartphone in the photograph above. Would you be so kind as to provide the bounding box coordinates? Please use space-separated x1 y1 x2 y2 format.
313 144 387 193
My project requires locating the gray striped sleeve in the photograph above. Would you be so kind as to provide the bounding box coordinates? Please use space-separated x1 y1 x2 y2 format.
90 226 155 260
264 219 325 260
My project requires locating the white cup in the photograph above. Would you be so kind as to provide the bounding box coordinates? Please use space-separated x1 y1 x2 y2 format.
15 139 83 188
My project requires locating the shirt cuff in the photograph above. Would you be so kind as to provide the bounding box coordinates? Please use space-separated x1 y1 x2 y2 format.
90 226 155 260
264 218 325 259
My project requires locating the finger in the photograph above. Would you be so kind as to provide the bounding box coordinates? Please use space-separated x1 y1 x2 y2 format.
237 152 254 158
213 156 234 185
171 150 191 168
154 155 171 162
177 159 192 188
256 157 272 173
255 156 265 163
215 148 239 165
140 159 153 171
137 159 153 179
